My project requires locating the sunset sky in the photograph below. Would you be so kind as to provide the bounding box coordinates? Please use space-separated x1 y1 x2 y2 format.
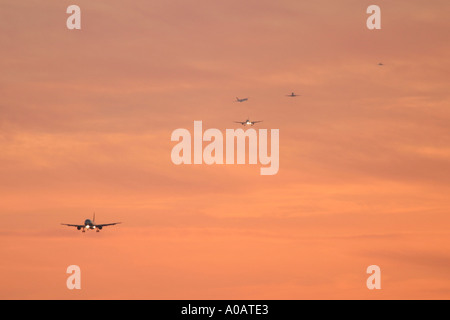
1 0 449 299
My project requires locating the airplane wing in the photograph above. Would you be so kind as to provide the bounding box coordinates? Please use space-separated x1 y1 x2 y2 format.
61 224 84 228
253 121 263 123
234 121 245 124
96 222 122 227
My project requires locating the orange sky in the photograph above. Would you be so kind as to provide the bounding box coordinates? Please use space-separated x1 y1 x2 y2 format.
0 0 449 299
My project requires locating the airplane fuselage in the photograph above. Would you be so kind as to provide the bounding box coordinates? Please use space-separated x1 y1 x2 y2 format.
79 219 103 232
84 219 96 229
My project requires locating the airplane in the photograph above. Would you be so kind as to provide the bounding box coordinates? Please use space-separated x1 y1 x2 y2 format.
286 92 300 97
235 97 248 103
61 213 121 232
378 62 384 66
234 119 263 126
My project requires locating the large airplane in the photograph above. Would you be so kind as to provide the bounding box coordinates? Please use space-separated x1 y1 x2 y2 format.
235 97 248 103
61 213 121 232
234 119 263 126
286 92 300 97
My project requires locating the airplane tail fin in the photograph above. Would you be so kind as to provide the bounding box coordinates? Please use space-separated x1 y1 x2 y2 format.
93 212 96 223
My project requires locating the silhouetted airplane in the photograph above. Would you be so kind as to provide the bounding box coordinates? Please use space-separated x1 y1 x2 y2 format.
235 97 248 102
234 119 263 126
61 213 121 232
286 92 300 97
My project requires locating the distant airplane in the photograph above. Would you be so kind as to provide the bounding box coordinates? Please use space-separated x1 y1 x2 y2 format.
61 213 121 232
235 97 248 103
234 119 263 126
378 62 384 66
286 92 300 97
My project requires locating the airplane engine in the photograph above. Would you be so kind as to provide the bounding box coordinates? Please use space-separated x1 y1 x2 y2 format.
98 226 103 230
77 226 81 230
